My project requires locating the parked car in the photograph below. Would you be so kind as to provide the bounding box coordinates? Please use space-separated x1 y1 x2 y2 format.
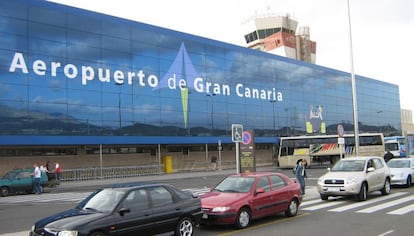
30 182 203 236
317 156 391 201
387 157 414 187
200 172 302 229
0 168 48 197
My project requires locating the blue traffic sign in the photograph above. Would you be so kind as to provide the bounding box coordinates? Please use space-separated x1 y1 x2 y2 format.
232 124 243 142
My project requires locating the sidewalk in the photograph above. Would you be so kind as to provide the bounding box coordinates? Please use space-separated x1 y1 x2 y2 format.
59 166 320 200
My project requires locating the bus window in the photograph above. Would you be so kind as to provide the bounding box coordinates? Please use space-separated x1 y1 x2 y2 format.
385 142 399 152
277 133 384 168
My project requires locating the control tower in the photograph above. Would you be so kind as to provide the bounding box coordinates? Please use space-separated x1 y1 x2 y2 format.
243 14 316 63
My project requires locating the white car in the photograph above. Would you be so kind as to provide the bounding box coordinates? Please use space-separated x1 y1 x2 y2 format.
317 156 391 201
387 157 414 187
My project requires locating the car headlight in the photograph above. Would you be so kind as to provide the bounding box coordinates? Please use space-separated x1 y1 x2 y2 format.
318 176 324 184
212 206 230 212
346 177 358 185
57 231 78 236
44 228 78 236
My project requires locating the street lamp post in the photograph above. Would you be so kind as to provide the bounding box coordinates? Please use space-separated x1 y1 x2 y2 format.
347 0 359 155
377 110 383 135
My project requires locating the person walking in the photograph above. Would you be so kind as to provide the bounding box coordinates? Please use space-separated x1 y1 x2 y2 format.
32 163 42 194
210 156 218 171
45 160 50 172
295 159 307 195
54 161 62 181
383 149 394 163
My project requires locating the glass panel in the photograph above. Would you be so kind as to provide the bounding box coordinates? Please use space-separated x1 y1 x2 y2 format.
67 13 101 33
29 5 66 26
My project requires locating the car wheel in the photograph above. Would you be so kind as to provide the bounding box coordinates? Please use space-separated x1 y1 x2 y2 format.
381 178 391 195
88 231 107 236
175 217 194 236
320 194 329 201
357 182 368 201
0 187 9 197
406 175 412 188
235 207 251 229
285 198 299 217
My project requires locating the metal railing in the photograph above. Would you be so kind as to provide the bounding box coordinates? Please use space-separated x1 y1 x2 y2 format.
59 160 272 182
61 164 162 181
180 160 237 172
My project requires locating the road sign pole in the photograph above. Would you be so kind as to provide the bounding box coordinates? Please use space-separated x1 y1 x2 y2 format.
236 142 240 174
231 124 243 174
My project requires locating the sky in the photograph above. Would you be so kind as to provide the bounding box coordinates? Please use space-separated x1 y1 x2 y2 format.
50 0 414 114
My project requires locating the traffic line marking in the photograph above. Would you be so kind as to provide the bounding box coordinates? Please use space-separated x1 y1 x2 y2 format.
357 194 414 213
301 200 344 211
328 192 407 212
387 203 414 215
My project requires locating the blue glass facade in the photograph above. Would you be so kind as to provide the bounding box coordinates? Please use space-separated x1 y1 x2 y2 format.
0 0 401 146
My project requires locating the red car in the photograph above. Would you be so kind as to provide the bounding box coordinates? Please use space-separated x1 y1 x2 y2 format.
200 172 302 229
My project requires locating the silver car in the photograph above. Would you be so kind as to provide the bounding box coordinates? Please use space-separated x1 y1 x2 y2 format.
317 156 391 201
387 157 414 187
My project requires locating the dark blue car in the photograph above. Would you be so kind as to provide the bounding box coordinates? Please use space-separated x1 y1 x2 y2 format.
30 182 202 236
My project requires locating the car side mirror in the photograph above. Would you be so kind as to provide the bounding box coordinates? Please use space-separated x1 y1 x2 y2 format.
367 167 375 172
118 207 131 216
183 190 199 198
255 188 265 195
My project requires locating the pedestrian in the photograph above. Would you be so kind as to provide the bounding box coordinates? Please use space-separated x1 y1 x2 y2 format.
295 159 307 195
210 156 218 171
32 163 42 194
40 164 47 173
45 160 50 172
54 161 62 181
383 149 394 163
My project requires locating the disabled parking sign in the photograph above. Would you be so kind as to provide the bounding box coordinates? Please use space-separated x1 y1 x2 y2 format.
232 124 243 142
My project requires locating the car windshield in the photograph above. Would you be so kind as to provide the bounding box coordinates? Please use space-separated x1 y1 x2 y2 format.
331 160 365 172
2 172 12 179
82 188 127 212
213 176 255 193
388 160 410 168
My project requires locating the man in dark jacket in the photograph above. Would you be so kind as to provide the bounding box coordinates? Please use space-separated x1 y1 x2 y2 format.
383 149 394 163
295 159 307 195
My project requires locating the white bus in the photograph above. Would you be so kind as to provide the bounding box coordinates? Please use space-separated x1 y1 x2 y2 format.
277 133 385 168
384 136 407 157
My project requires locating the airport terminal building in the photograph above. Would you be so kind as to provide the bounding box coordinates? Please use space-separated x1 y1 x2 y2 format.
0 0 401 173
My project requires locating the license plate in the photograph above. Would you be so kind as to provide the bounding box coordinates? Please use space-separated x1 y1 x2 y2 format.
327 187 340 192
202 213 208 219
